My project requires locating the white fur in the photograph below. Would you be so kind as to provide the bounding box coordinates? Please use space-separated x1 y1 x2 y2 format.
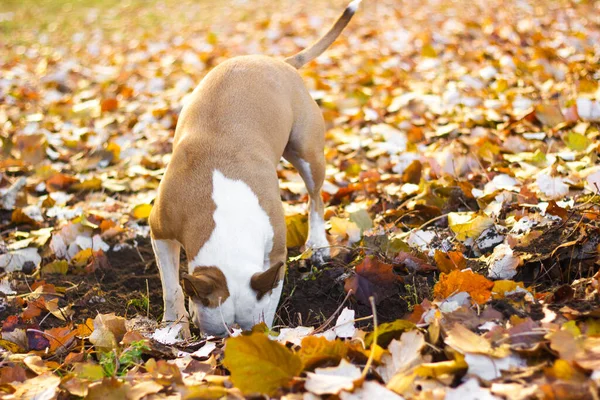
189 169 281 335
151 238 190 338
306 199 329 251
295 158 329 257
348 0 361 13
296 158 315 191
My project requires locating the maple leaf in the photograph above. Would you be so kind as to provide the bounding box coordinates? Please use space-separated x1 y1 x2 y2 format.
223 332 302 396
433 270 494 305
344 256 402 305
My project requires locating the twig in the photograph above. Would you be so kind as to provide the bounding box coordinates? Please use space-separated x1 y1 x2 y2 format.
145 279 150 318
361 296 377 379
312 289 353 334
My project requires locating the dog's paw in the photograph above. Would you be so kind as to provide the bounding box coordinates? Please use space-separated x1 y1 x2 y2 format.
153 321 191 344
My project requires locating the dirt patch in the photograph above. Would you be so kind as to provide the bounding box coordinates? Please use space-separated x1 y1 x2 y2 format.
278 263 411 329
2 237 412 331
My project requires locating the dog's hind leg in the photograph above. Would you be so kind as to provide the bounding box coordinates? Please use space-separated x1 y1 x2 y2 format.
284 102 330 265
151 237 190 339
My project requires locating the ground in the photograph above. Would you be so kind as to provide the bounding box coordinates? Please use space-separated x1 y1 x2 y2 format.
1 0 600 399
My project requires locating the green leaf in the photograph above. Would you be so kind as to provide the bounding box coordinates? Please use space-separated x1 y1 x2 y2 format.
223 332 302 396
566 132 591 151
364 320 416 348
349 209 373 232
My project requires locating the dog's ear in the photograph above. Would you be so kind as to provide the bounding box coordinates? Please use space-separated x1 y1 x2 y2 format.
250 261 285 300
182 274 215 299
182 266 230 307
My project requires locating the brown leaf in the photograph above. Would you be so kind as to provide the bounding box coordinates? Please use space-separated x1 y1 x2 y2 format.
344 256 402 305
402 160 422 184
0 365 27 384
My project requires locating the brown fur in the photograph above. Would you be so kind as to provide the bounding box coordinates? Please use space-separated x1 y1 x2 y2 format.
149 1 359 307
182 266 230 307
251 261 285 300
149 56 325 276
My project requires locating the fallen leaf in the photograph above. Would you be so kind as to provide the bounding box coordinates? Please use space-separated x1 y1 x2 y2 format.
298 336 349 370
344 256 402 305
434 270 494 304
448 212 494 241
305 359 362 395
223 332 302 396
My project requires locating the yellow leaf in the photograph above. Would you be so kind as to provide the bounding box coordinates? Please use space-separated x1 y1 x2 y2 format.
76 318 94 338
492 280 524 299
448 212 494 241
364 320 416 348
71 249 93 268
561 320 581 337
386 371 416 395
71 178 102 192
329 217 361 243
286 214 308 248
298 336 348 370
178 384 229 400
433 269 494 305
132 204 153 220
421 44 437 57
549 359 575 380
41 260 69 276
105 142 120 162
223 332 302 396
414 354 468 378
72 363 106 381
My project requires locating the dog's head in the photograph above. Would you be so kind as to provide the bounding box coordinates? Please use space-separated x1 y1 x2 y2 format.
181 262 284 336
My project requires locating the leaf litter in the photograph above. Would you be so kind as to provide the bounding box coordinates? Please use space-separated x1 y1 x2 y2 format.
1 0 600 398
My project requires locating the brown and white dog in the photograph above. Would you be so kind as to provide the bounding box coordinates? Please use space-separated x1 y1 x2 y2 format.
149 0 360 337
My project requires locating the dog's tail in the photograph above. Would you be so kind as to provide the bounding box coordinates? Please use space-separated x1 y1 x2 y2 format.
284 0 361 69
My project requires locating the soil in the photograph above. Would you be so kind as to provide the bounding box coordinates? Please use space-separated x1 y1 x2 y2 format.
1 236 412 331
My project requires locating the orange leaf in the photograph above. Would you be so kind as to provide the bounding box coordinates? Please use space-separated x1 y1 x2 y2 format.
433 270 494 305
45 326 77 353
22 297 45 320
100 98 119 112
46 173 78 192
434 250 466 274
76 318 94 338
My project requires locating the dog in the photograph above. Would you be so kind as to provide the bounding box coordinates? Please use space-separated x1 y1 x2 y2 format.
149 0 360 338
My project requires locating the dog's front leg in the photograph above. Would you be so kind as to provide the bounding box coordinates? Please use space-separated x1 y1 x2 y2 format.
151 238 191 339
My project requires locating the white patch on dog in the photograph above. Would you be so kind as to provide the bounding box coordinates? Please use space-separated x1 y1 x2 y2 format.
190 169 280 335
296 158 315 191
307 198 329 249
